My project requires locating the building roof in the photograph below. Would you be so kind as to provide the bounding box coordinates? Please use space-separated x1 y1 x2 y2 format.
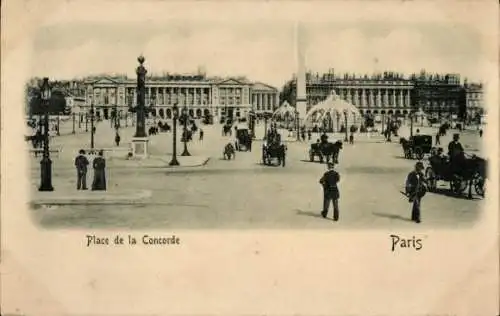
251 82 278 92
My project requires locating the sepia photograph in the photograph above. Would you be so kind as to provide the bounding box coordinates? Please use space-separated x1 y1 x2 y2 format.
2 1 498 315
25 10 488 229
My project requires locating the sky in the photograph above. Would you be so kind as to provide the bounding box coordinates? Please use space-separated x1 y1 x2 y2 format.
26 1 494 89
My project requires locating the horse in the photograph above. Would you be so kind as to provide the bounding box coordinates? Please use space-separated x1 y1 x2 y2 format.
400 137 412 158
309 140 343 164
262 141 287 167
223 143 236 160
222 124 232 136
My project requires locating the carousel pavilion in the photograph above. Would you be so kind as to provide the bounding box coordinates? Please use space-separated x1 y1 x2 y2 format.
303 91 361 131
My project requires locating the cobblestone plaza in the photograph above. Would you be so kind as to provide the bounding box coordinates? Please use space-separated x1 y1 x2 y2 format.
28 117 485 229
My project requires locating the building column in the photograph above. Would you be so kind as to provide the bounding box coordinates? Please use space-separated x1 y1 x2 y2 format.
392 89 396 108
399 90 403 108
383 89 389 106
361 89 366 107
406 89 411 108
347 88 353 104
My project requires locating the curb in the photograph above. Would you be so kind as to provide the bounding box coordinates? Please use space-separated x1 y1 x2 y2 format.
30 189 152 206
162 157 211 169
114 156 211 169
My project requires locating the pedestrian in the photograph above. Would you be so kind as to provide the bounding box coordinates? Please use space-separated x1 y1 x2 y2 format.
349 133 354 144
435 131 440 145
92 126 96 134
91 150 107 191
199 128 204 141
319 162 341 221
405 161 427 223
307 130 312 141
301 131 305 141
479 129 483 138
115 133 121 146
74 149 89 190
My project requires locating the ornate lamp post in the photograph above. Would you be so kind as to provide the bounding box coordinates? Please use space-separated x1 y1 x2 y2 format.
90 100 95 150
296 110 300 141
114 104 120 132
151 94 157 125
72 111 76 134
38 77 54 192
410 111 414 138
249 110 256 138
56 114 60 136
134 55 147 138
85 113 88 132
168 104 180 166
336 112 340 133
181 105 191 156
343 109 348 142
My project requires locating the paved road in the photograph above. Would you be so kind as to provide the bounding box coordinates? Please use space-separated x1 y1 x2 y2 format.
29 120 485 229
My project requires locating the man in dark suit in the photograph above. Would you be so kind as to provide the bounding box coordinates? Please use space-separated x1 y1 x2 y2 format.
448 133 464 157
405 161 427 223
447 133 465 174
319 162 341 221
74 149 89 190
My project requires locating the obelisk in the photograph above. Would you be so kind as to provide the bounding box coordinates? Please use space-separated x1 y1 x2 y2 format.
295 22 307 126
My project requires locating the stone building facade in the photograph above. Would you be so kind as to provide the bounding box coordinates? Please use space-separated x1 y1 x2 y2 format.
280 70 483 118
83 74 278 121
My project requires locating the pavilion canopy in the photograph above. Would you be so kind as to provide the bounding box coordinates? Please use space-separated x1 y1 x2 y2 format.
272 101 296 119
303 91 361 124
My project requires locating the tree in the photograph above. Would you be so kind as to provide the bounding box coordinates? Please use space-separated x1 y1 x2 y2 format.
29 90 67 115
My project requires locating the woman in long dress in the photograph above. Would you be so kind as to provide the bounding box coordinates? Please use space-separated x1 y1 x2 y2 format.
92 150 107 191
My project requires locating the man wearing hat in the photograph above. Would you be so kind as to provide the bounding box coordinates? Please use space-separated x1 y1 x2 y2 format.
319 162 341 221
74 149 89 190
448 133 464 157
405 161 427 223
447 133 465 174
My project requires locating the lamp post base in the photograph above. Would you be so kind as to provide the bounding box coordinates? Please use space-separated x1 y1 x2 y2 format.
168 157 180 166
39 157 54 192
181 147 191 156
131 137 149 159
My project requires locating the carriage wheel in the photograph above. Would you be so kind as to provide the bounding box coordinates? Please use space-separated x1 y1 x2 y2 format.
415 147 424 160
473 174 485 197
425 167 437 192
451 177 468 195
309 151 314 162
282 155 286 167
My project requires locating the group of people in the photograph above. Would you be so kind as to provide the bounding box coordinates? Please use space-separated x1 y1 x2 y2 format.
319 132 467 224
74 149 107 191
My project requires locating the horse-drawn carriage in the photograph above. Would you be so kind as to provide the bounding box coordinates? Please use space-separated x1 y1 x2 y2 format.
309 140 343 164
425 150 486 198
400 135 433 160
235 128 252 151
309 134 343 164
262 133 286 167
